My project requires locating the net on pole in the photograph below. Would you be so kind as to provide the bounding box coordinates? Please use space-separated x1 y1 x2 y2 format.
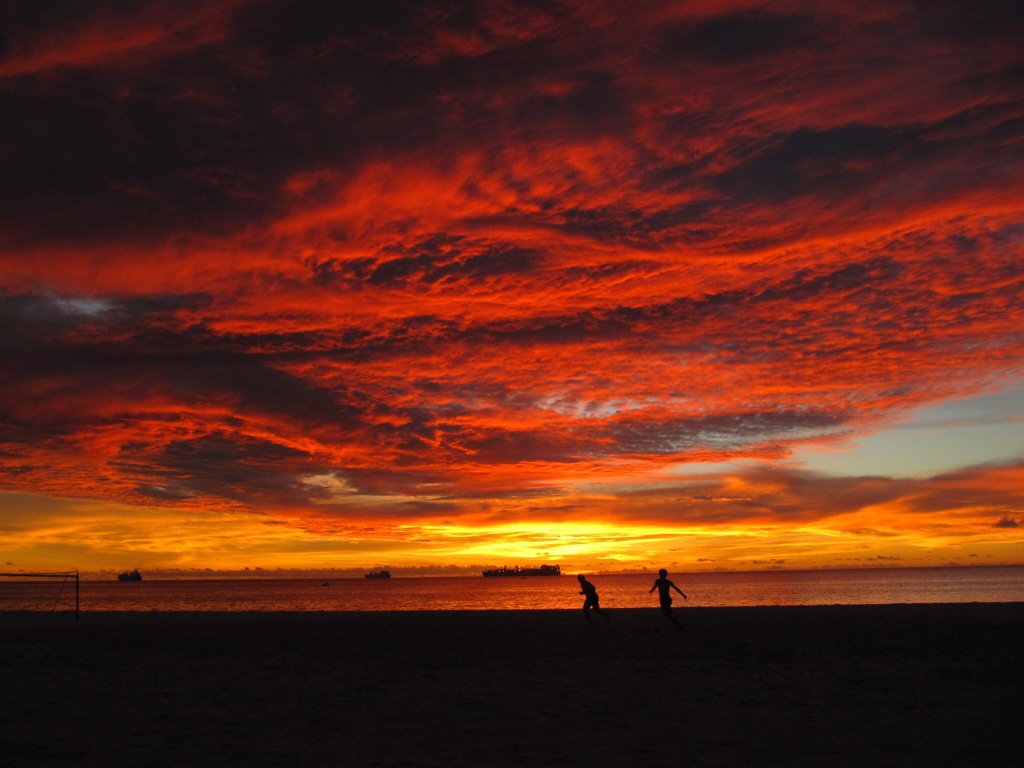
0 571 79 619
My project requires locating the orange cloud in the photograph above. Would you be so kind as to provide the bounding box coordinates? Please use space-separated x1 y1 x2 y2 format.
2 0 1022 572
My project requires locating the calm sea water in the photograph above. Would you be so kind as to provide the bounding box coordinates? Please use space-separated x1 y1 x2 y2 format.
2 566 1022 612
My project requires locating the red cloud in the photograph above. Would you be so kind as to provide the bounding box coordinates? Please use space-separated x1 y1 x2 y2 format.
1 1 1022 566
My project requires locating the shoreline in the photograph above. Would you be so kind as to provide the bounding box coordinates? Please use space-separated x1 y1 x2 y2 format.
2 599 1023 624
2 598 1023 618
5 603 1022 766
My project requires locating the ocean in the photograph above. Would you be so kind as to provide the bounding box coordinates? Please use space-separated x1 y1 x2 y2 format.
2 566 1022 612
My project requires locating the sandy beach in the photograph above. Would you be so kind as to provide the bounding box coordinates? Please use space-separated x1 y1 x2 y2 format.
3 603 1021 767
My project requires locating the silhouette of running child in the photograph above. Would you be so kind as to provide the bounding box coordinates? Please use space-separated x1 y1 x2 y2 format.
577 574 609 623
650 568 687 627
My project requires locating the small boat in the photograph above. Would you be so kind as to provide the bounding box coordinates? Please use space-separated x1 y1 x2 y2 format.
117 569 142 581
482 564 561 577
364 569 391 579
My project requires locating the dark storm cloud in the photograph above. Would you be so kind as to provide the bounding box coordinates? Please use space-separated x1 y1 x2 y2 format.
24 348 362 432
913 0 1024 45
120 432 309 502
756 258 906 305
362 239 539 287
602 409 848 457
660 8 825 64
3 0 1020 253
0 0 432 247
711 124 923 205
1 291 211 327
0 292 368 441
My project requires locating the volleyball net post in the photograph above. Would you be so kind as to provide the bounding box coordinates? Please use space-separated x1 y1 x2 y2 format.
0 570 79 620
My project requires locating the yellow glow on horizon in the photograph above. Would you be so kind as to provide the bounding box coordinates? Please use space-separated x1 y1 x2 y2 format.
2 492 1022 577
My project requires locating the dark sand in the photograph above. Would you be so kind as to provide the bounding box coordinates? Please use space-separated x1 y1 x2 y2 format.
3 603 1021 767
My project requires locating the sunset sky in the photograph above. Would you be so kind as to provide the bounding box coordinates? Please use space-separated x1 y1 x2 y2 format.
2 0 1022 578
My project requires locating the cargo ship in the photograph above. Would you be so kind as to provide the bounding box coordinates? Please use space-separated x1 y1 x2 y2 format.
117 569 142 581
364 569 391 579
482 564 561 577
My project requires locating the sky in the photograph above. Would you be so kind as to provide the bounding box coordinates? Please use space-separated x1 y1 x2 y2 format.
1 0 1023 578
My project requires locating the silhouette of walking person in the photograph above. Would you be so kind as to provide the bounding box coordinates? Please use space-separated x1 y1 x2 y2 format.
650 568 686 627
577 574 609 623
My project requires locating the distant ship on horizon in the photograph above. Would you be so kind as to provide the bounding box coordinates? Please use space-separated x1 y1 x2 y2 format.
364 569 391 579
482 564 561 577
117 569 142 581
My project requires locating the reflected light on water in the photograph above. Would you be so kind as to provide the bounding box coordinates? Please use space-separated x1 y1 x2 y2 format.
3 566 1022 612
